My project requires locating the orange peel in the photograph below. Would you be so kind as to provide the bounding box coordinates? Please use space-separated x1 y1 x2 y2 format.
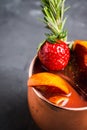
73 40 87 50
27 72 71 95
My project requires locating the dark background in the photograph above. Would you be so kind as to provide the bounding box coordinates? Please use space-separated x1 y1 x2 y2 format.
0 0 87 130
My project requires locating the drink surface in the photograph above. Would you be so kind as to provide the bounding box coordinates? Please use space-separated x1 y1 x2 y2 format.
32 55 87 108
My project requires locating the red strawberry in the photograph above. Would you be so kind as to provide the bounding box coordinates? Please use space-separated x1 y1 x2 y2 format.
38 40 70 70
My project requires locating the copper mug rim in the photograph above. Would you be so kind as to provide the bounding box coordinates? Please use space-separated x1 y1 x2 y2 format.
28 55 87 111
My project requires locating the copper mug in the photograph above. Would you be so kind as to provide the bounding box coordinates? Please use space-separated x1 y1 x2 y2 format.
28 55 87 130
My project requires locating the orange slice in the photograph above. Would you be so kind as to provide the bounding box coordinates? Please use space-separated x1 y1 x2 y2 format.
48 95 69 107
73 40 87 50
27 72 71 95
73 40 87 69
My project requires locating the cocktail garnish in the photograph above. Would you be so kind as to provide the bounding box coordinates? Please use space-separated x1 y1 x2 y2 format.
28 72 71 95
37 0 70 70
73 40 87 69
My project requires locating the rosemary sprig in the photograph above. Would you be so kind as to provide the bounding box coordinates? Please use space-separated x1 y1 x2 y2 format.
41 0 70 42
